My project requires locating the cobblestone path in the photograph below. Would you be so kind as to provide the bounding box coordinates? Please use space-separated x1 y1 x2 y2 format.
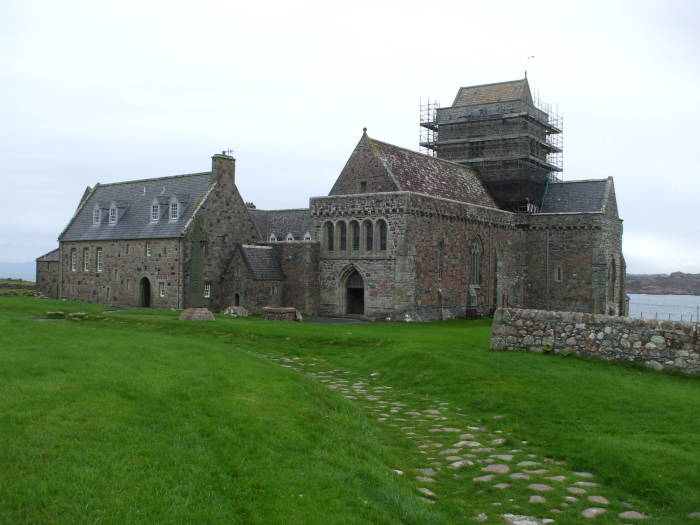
266 354 661 524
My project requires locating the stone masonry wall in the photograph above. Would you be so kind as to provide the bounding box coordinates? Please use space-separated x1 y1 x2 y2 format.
36 260 59 298
273 242 320 315
491 308 700 374
181 155 261 310
60 238 182 308
311 193 410 320
405 193 522 320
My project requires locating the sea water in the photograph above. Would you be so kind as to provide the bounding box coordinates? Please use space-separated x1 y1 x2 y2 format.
628 293 700 322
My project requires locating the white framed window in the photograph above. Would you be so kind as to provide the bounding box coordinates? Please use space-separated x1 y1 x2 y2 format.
269 233 277 242
109 207 117 224
203 282 211 298
303 231 311 241
96 248 103 272
93 208 100 224
151 204 159 221
158 282 165 297
83 248 89 272
70 249 77 272
170 202 178 220
146 243 152 257
286 232 294 241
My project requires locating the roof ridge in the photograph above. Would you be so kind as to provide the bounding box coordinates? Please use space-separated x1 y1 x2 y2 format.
550 178 608 184
456 78 526 91
96 171 212 187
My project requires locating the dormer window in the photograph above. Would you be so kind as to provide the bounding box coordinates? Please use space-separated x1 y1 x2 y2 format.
269 233 277 242
170 202 179 221
151 204 160 221
303 232 312 241
93 208 100 224
286 232 294 241
109 207 117 224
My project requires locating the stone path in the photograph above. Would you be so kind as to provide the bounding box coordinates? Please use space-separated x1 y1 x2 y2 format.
267 354 663 523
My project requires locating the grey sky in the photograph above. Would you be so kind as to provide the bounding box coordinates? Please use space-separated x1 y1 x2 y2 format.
2 0 698 273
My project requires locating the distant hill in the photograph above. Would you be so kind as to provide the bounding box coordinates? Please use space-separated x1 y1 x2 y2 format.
626 272 700 296
0 261 36 282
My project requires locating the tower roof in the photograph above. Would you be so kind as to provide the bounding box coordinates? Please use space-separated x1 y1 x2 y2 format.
452 79 532 107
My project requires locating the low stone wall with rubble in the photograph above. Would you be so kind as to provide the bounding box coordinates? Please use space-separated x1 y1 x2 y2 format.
491 308 700 374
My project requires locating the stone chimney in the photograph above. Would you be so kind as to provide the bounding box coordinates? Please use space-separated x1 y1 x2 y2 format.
211 151 235 184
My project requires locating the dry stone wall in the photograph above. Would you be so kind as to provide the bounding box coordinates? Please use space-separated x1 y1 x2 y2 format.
491 308 700 374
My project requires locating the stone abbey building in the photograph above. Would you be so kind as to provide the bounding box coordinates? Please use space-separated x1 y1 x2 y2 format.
36 79 627 320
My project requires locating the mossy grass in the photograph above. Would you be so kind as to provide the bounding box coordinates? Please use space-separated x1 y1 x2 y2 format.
1 297 698 523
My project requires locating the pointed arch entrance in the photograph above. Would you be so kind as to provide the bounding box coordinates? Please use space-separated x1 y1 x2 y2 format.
140 277 151 307
345 270 365 315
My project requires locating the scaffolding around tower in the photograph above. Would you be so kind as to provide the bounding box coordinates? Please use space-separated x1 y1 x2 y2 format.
419 79 563 211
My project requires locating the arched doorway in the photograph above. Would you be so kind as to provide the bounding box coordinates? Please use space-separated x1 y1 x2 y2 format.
346 270 364 315
140 277 151 307
234 293 240 307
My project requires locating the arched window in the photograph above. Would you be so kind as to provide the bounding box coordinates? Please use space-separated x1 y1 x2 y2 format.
338 222 347 251
364 220 373 252
350 221 360 251
377 219 388 251
469 237 483 285
324 221 334 251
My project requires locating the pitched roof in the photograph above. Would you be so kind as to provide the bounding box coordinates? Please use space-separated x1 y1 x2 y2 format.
366 136 497 208
60 172 213 241
452 79 531 107
36 248 59 262
539 179 609 213
249 209 312 241
241 245 284 280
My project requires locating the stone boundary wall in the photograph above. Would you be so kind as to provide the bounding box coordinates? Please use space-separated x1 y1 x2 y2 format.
491 308 700 374
0 282 36 290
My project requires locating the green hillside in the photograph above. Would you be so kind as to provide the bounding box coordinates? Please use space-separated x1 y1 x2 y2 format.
1 297 698 524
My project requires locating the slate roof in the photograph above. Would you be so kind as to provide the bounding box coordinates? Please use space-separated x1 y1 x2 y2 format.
367 137 497 208
539 179 609 213
36 248 60 262
60 172 213 241
452 79 531 107
248 208 312 241
241 245 284 280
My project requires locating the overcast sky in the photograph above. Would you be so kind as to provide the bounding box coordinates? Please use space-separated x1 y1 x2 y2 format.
1 0 698 274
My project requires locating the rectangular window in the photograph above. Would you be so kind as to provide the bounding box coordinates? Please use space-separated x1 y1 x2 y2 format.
96 248 103 272
146 243 152 257
113 268 118 281
163 245 167 256
151 204 159 221
158 282 165 297
203 282 211 298
70 249 77 272
170 202 178 220
83 248 89 272
93 208 100 224
360 181 367 193
109 207 117 224
126 279 130 291
201 241 208 259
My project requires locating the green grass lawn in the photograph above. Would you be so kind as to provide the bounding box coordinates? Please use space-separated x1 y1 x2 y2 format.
1 297 698 524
